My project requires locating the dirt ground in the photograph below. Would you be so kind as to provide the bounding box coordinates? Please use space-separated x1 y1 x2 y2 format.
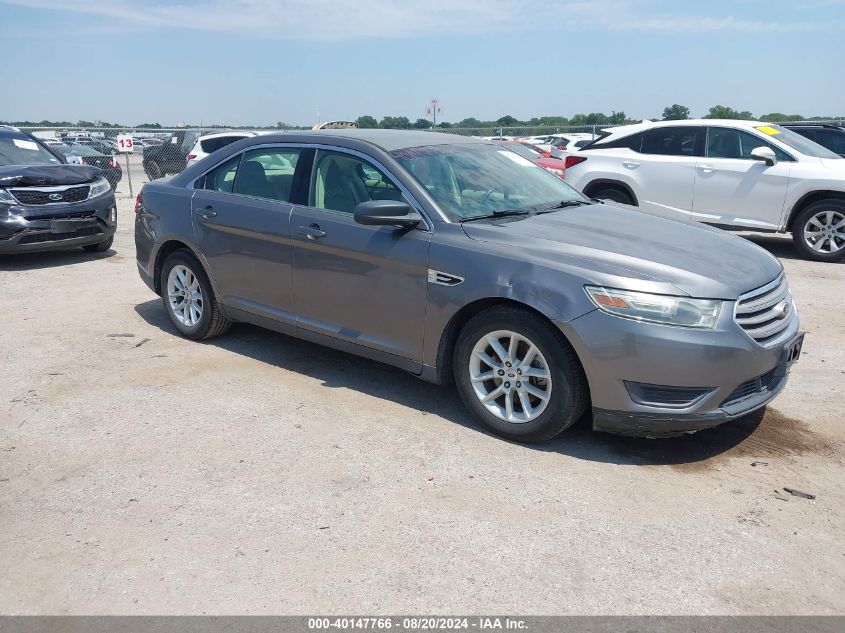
0 192 843 615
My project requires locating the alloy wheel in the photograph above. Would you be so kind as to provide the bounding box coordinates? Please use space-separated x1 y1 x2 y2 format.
804 210 845 254
167 265 204 327
468 330 552 423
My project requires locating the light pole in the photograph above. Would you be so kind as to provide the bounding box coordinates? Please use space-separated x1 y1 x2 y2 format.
425 98 441 127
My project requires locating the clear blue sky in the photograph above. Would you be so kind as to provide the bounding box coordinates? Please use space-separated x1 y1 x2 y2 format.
0 0 843 126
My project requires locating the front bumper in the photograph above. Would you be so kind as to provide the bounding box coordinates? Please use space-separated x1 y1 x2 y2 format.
0 193 117 254
557 305 801 437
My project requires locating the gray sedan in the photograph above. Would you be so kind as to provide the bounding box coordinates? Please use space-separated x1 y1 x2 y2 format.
135 130 803 442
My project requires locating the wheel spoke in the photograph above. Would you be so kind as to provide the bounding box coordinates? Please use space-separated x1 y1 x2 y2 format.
476 350 502 369
833 217 845 230
486 336 509 363
525 383 549 401
504 391 514 421
507 334 519 360
518 391 533 418
517 345 538 369
522 366 549 379
825 211 834 225
808 217 825 230
482 384 505 403
472 371 496 383
812 238 826 252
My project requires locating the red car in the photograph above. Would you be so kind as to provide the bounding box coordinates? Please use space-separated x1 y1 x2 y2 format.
495 141 567 179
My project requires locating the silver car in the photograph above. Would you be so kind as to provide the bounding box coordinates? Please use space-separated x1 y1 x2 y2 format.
134 130 803 442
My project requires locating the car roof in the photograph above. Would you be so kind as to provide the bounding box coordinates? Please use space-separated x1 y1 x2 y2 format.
262 129 482 151
600 118 770 138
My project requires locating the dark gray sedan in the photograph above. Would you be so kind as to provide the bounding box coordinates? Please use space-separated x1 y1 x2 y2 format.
135 130 803 442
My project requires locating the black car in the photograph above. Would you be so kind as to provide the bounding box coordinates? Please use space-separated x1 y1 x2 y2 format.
143 130 200 180
783 124 845 157
0 126 117 254
54 142 123 190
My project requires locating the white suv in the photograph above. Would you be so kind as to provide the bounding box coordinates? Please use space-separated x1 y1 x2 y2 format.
186 131 272 166
563 119 845 261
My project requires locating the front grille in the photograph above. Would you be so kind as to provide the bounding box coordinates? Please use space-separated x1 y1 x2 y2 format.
734 275 795 346
17 226 101 244
721 367 780 406
21 210 97 221
10 185 90 205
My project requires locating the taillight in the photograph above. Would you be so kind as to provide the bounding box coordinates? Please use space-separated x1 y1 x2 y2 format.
134 192 143 213
187 154 196 161
564 156 588 170
80 158 89 165
110 158 119 168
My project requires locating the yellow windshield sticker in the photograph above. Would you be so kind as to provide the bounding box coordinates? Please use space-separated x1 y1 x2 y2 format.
756 125 781 136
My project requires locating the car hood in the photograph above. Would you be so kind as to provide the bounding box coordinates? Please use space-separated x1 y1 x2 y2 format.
461 203 782 299
0 164 101 187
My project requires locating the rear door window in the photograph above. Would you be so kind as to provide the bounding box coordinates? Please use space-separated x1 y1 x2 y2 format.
813 129 845 155
232 148 300 202
639 127 699 156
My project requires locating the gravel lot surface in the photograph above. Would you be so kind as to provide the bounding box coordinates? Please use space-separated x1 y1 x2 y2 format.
0 193 843 615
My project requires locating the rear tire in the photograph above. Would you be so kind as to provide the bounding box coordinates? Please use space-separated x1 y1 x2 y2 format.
791 200 845 262
590 186 635 206
159 250 232 340
453 305 588 443
145 160 163 180
83 236 113 252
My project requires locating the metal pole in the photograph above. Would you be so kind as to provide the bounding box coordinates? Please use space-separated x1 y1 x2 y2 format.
125 151 133 199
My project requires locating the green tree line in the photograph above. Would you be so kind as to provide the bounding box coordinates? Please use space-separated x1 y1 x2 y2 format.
4 106 843 131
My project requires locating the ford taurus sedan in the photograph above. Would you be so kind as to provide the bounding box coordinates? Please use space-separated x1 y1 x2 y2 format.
135 130 803 442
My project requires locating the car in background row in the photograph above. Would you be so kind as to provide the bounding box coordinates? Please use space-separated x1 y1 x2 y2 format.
0 125 117 254
494 141 568 178
561 119 845 262
783 124 845 158
135 129 802 443
52 143 123 190
143 130 201 180
186 131 268 167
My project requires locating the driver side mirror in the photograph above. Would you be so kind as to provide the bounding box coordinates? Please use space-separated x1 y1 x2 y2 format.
354 200 422 229
750 146 777 167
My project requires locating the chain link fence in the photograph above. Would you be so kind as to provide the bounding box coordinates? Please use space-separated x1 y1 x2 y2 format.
16 120 845 199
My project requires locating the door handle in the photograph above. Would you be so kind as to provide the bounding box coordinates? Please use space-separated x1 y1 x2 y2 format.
622 161 640 169
698 164 716 173
194 205 217 220
297 223 327 240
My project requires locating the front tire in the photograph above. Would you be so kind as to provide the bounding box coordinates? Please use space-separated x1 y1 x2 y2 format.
159 250 232 340
82 236 113 252
791 200 845 262
453 306 588 443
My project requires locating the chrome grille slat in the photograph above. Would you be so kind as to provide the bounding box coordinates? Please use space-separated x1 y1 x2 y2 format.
736 278 789 313
734 274 797 347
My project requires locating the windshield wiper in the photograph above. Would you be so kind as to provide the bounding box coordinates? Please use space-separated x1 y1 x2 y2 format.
536 199 593 213
461 209 534 222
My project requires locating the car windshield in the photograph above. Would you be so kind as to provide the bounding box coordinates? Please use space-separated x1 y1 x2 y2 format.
756 124 841 159
391 143 587 221
0 134 63 166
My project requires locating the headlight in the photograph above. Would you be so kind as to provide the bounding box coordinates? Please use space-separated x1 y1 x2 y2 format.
585 286 722 329
88 177 111 199
0 188 16 204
